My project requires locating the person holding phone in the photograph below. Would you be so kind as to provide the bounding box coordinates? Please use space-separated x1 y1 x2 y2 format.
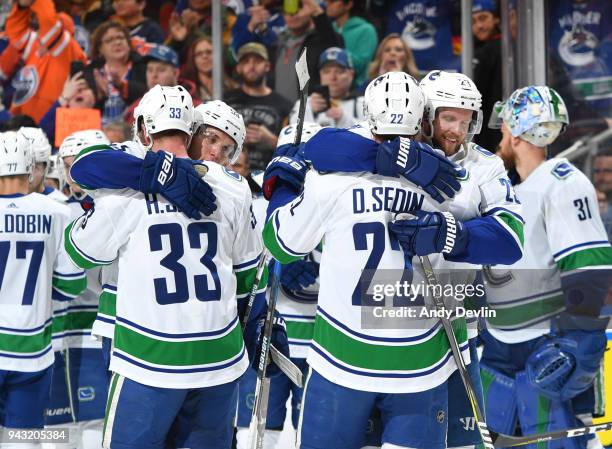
288 46 364 128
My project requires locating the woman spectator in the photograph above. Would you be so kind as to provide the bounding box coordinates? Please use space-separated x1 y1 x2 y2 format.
89 21 146 126
182 35 235 102
360 33 420 92
39 70 98 146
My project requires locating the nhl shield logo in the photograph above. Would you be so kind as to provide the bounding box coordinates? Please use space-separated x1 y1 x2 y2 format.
11 65 39 106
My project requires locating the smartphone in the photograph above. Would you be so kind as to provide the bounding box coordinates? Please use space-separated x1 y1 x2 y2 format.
70 61 86 76
311 84 331 111
283 0 300 15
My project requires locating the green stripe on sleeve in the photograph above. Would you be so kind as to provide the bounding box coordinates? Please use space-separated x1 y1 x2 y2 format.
556 246 612 272
52 275 87 296
262 216 301 265
73 144 113 190
99 291 117 317
235 265 269 297
286 320 315 341
496 212 524 247
64 222 105 269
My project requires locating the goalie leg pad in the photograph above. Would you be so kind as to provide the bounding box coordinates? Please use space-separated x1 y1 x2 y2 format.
480 361 518 435
516 371 588 449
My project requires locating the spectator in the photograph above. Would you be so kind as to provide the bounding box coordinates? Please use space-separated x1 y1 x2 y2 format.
39 70 98 145
362 32 420 92
289 47 364 128
273 0 344 103
472 0 502 152
123 44 198 124
167 0 237 63
386 0 460 73
325 0 378 86
231 0 286 54
89 21 147 126
0 0 87 123
182 35 236 102
111 0 165 51
225 43 293 171
594 154 612 239
103 121 130 142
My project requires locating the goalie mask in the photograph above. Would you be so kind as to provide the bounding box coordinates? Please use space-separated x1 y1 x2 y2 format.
489 85 569 147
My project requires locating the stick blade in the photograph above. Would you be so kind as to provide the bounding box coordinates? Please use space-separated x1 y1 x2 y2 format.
296 48 309 91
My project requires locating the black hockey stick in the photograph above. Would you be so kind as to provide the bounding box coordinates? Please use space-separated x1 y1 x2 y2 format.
419 254 612 448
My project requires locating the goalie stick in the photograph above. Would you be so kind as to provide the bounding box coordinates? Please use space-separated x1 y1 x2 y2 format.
418 253 612 448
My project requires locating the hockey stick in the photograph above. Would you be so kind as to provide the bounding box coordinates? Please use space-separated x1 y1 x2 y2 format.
293 46 310 146
248 260 283 449
419 254 612 448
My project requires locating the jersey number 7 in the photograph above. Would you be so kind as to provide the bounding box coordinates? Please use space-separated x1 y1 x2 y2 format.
148 223 221 304
0 241 44 305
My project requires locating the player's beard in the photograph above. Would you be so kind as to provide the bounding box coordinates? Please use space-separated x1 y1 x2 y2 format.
496 138 516 171
432 134 462 156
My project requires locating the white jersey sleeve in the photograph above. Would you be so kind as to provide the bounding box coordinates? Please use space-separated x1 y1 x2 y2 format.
543 161 612 272
263 171 331 264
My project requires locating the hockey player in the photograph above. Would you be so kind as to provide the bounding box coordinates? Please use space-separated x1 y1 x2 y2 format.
44 154 66 197
64 85 288 449
0 131 86 449
17 128 67 203
43 129 113 449
480 86 612 449
236 123 322 449
262 72 488 449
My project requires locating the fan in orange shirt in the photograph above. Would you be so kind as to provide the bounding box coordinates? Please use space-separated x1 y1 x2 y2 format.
0 0 87 123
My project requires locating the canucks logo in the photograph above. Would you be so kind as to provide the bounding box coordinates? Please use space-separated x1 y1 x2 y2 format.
552 161 574 179
403 16 437 50
78 386 95 402
558 22 599 68
222 167 242 181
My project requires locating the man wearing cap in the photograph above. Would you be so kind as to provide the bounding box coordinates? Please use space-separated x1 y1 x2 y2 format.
123 44 199 125
288 46 364 128
225 43 293 171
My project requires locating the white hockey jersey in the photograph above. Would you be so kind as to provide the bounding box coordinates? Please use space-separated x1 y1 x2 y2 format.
0 193 85 372
42 185 68 203
65 160 262 389
485 158 612 343
264 151 484 393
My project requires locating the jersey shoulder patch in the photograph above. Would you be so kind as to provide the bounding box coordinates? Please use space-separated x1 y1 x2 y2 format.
551 161 575 180
222 167 243 182
472 144 496 158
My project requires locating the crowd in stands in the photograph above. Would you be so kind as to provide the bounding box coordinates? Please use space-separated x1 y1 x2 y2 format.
0 0 609 187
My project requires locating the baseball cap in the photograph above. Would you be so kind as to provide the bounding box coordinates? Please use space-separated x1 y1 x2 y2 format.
237 42 269 62
472 0 497 14
143 44 179 67
318 47 353 70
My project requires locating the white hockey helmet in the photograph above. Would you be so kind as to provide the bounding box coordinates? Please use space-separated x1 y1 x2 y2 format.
133 85 195 148
419 70 483 140
59 129 110 158
47 153 65 188
18 127 51 164
276 122 322 147
363 71 425 136
491 85 569 147
0 131 33 177
194 101 246 164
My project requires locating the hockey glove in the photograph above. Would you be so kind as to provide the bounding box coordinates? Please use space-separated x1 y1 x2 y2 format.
389 211 469 257
263 144 309 201
377 138 463 203
280 259 319 291
526 315 607 402
244 312 290 377
139 151 217 219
